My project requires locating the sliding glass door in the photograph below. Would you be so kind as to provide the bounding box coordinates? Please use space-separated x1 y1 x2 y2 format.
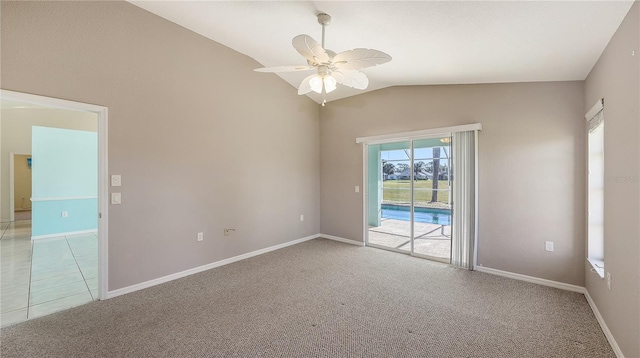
366 136 453 262
411 138 452 260
366 141 412 252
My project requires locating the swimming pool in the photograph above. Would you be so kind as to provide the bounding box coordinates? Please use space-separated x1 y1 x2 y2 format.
382 204 451 225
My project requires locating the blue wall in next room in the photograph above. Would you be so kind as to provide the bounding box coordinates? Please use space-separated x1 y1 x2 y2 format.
31 126 98 238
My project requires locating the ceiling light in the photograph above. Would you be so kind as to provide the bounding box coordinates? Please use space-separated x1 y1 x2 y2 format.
309 75 323 94
254 13 391 104
323 76 337 93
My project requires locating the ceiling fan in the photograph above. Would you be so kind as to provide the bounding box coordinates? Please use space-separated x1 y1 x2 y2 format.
254 13 392 105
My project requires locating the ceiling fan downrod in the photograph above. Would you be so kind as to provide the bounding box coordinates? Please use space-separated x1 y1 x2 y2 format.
317 13 331 49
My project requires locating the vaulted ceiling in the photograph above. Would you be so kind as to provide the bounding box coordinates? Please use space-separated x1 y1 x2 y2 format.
129 1 634 104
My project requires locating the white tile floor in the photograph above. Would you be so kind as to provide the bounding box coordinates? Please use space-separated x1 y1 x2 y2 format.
1 220 98 327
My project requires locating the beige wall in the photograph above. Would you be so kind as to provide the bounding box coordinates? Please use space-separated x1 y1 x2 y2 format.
320 82 586 286
13 154 32 211
1 1 320 290
584 3 639 357
0 107 97 221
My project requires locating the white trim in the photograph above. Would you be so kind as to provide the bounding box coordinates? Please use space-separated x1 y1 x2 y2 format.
31 229 98 240
107 234 320 299
1 89 108 113
320 234 365 246
97 106 108 300
31 196 97 202
362 144 368 246
587 258 605 278
356 123 482 144
584 290 625 358
2 89 109 302
475 266 585 293
585 98 604 120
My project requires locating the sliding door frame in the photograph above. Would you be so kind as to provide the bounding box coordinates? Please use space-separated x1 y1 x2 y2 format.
358 124 481 264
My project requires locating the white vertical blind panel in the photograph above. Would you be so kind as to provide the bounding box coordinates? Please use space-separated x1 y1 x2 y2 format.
451 131 476 270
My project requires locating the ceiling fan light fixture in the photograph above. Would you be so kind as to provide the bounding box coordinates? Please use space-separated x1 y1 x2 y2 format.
309 75 323 93
323 75 337 93
254 12 391 103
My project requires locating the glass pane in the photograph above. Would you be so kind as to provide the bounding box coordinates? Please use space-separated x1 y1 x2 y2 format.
412 137 452 260
367 142 411 252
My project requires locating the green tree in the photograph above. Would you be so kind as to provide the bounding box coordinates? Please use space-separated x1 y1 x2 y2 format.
383 162 396 175
395 163 410 173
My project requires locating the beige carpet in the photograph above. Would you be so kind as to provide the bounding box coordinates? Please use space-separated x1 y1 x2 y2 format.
0 239 613 357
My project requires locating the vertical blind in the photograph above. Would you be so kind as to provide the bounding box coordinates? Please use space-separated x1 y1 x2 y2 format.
451 130 477 270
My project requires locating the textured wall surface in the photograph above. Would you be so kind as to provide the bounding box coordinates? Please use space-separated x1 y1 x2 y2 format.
320 82 586 286
584 3 640 357
2 1 320 290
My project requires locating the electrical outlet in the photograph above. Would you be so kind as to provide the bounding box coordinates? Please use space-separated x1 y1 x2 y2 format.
224 228 235 236
197 232 204 242
61 211 68 218
545 241 554 252
607 272 611 290
300 214 304 221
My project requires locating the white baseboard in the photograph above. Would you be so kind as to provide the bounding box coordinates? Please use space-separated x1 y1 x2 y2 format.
319 234 365 246
474 266 586 293
31 229 98 240
584 290 625 358
107 233 320 299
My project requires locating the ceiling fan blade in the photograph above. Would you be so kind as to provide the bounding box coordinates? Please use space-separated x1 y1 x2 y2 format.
332 48 392 70
254 65 314 73
298 74 317 95
292 35 330 64
332 70 369 90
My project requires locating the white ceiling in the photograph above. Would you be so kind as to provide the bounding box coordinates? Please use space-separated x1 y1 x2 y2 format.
129 1 634 104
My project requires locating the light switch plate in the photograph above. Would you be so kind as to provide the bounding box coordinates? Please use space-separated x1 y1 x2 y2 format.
111 192 121 205
355 186 360 193
111 175 122 187
545 241 554 252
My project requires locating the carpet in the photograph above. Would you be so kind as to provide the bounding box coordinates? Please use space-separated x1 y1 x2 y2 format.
0 238 614 357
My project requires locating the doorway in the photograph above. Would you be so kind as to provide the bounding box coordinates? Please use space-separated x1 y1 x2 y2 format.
10 153 33 221
365 136 453 263
0 90 108 327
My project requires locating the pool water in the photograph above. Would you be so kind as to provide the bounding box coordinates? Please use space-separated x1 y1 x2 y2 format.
382 204 451 225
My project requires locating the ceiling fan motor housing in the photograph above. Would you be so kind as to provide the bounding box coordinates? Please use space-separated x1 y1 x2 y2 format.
317 13 331 26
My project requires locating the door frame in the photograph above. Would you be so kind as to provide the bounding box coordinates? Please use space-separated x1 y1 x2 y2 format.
1 89 109 300
9 152 32 221
358 124 482 263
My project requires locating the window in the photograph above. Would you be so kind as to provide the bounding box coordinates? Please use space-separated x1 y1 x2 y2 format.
587 99 604 277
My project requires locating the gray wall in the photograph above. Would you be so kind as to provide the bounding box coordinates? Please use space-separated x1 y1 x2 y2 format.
3 2 637 355
320 82 586 286
584 3 639 357
1 1 320 290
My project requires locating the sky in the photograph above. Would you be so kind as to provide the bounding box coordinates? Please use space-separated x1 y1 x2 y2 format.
381 146 450 166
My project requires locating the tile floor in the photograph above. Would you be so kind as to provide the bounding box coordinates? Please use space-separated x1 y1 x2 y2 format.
1 220 98 327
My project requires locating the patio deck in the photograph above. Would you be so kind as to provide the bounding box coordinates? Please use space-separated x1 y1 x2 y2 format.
368 218 451 260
